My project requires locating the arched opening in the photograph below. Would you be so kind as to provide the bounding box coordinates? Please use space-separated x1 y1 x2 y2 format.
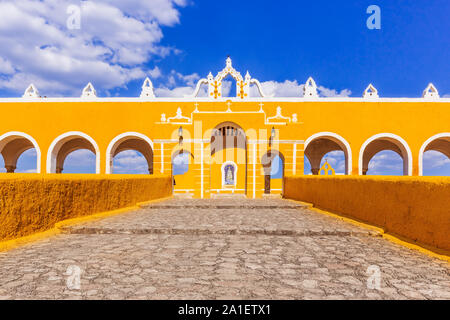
366 150 404 175
0 132 41 173
304 132 352 175
419 134 450 176
359 133 412 176
47 132 100 174
210 121 247 194
172 150 195 195
262 151 285 194
106 132 153 174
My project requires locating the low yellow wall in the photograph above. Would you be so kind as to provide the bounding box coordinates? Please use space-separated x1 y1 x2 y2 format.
284 176 450 252
0 174 172 241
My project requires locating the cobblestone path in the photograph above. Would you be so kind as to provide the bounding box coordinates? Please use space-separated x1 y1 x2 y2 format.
0 198 449 300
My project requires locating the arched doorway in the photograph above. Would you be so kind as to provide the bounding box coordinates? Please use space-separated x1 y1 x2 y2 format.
210 121 247 195
47 132 100 173
0 132 41 173
172 150 195 196
359 133 412 176
304 132 352 175
419 133 450 176
106 132 153 174
262 151 285 194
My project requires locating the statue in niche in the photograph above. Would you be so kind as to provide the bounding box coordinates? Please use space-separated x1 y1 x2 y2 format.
224 164 235 186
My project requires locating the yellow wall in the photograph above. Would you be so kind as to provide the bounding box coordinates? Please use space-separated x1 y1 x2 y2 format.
284 175 450 252
0 99 449 197
0 174 172 241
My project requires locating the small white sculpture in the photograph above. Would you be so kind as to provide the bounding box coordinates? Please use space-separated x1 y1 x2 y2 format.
23 84 39 98
422 83 440 99
81 82 97 98
303 77 318 98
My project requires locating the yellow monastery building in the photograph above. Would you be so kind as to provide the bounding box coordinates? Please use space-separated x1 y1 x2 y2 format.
0 58 449 198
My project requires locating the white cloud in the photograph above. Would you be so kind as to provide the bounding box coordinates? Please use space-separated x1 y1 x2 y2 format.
113 150 148 174
367 151 403 174
0 0 186 96
250 80 351 98
423 150 450 169
157 76 351 98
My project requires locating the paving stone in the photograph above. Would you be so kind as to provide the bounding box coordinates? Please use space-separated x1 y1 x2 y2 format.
0 198 448 299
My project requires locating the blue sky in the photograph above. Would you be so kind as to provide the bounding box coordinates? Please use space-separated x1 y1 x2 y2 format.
0 0 449 175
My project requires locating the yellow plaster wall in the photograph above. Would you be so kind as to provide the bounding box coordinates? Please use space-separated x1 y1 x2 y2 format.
283 175 450 252
0 100 449 198
0 174 172 241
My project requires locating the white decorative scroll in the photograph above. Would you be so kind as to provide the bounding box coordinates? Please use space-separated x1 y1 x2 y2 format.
81 82 97 98
189 57 268 99
140 77 155 98
363 84 379 99
422 83 440 99
23 84 39 98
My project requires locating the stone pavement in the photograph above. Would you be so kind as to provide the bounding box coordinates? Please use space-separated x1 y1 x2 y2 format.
0 198 449 300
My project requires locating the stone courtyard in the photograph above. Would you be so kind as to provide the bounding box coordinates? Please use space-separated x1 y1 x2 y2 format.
0 198 449 300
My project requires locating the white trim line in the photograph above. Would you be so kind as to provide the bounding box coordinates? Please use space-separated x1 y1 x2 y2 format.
418 133 450 176
358 133 413 176
0 131 41 173
105 132 154 174
47 131 100 174
252 143 256 199
2 97 450 103
304 132 353 175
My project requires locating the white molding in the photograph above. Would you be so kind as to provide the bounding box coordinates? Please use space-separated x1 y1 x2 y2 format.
418 133 450 176
221 161 237 188
0 131 41 173
105 132 154 174
47 131 100 174
304 132 352 175
1 97 450 103
358 133 413 176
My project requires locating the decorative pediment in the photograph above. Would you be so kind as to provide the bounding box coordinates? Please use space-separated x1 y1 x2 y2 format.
161 107 192 124
81 82 97 98
266 106 292 125
363 84 379 99
23 84 39 98
140 77 155 99
422 83 439 99
189 57 269 99
303 77 318 98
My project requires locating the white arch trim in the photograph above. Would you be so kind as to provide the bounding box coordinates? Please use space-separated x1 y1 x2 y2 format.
106 132 154 174
304 132 353 175
418 133 450 176
0 131 41 173
221 161 238 187
359 133 413 176
47 131 100 174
